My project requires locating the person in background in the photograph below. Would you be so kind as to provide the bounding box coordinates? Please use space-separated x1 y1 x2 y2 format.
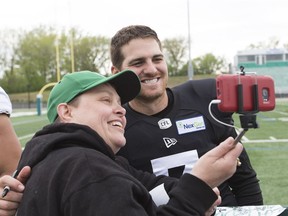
111 25 263 206
0 87 22 177
2 70 243 216
0 87 26 216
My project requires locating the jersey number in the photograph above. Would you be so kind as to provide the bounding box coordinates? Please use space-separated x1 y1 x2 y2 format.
150 150 199 176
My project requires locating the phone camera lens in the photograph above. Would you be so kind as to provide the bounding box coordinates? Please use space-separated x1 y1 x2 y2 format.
262 88 269 102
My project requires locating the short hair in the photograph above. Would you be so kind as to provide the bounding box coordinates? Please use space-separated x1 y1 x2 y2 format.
110 25 162 69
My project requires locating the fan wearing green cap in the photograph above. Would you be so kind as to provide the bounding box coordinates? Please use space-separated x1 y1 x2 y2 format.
10 70 242 215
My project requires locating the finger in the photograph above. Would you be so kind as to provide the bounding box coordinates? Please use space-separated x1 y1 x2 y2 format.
211 187 221 206
0 176 24 193
214 194 221 206
204 187 221 216
225 142 244 162
17 166 31 185
0 175 10 187
0 198 20 211
1 190 23 203
0 208 17 216
207 137 235 158
205 204 218 216
212 187 220 196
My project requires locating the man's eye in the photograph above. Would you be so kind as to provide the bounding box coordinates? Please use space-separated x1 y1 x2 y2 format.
154 57 163 62
131 61 143 67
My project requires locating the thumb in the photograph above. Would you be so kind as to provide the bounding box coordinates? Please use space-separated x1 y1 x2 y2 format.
210 137 243 161
17 166 31 185
211 137 236 157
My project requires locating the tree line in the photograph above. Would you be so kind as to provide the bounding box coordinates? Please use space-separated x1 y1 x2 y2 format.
0 26 226 94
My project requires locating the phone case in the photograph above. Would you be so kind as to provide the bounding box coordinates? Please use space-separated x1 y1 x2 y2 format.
216 74 275 112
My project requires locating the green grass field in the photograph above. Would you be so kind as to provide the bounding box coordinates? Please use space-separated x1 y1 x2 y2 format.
10 99 288 206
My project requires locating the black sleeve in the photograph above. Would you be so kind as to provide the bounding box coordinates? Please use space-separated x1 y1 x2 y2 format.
116 156 218 215
158 174 218 215
115 156 178 192
63 174 154 216
64 173 217 216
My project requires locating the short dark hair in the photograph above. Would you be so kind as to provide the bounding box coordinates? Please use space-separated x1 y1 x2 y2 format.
110 25 162 69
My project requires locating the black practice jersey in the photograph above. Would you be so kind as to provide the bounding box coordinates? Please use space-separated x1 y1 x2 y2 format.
117 78 263 206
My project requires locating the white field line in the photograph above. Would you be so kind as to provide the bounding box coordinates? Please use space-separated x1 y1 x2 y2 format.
274 110 288 116
269 136 277 140
13 118 45 126
19 133 35 141
242 139 288 143
11 110 47 118
235 128 288 143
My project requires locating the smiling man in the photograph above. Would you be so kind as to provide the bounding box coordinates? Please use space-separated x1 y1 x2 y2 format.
111 25 263 206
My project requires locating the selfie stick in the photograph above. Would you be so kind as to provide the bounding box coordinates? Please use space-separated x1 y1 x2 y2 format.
237 66 259 130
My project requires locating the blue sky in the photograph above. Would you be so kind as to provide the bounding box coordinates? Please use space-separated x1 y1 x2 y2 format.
1 0 288 64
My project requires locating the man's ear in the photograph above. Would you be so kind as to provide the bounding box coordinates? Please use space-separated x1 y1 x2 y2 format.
111 65 120 75
57 103 73 122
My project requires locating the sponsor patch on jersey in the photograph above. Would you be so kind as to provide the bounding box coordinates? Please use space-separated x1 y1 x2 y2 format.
176 116 206 135
158 118 172 129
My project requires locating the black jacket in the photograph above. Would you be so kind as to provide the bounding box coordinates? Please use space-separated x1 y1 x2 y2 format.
17 123 217 215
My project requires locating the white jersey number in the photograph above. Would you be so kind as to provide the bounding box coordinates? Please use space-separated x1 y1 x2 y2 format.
151 150 199 176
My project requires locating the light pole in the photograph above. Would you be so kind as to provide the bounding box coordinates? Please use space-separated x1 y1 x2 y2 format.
70 29 75 73
187 0 194 80
55 39 61 82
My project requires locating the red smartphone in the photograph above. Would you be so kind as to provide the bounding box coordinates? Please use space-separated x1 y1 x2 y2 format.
216 74 275 112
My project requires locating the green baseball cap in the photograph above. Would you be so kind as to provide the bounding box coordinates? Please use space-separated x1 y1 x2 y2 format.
47 70 140 123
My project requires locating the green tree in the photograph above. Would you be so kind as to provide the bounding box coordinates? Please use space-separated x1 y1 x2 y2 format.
70 30 110 74
0 29 26 93
192 53 225 75
178 60 198 77
163 37 187 76
17 26 57 91
0 26 111 93
49 28 110 77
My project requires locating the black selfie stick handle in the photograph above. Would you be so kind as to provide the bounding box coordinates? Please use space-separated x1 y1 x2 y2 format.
237 66 259 129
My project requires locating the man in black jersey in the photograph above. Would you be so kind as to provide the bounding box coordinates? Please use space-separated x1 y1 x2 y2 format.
111 25 263 206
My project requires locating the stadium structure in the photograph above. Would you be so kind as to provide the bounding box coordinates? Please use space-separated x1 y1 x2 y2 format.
234 48 288 97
